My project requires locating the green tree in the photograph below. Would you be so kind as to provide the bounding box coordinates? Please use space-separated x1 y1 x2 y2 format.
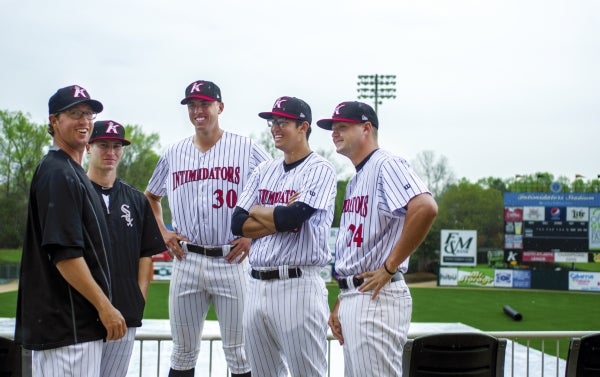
0 110 50 195
251 129 281 159
116 124 161 191
0 110 50 248
114 124 172 224
412 150 456 198
414 179 504 272
333 179 349 227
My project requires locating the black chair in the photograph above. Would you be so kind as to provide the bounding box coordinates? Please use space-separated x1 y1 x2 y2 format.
0 336 22 377
565 333 600 377
402 332 506 377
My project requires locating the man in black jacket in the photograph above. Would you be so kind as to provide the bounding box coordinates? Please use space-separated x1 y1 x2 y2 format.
15 85 127 377
86 120 166 376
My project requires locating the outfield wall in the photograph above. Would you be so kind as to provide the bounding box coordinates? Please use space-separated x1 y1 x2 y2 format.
439 266 600 292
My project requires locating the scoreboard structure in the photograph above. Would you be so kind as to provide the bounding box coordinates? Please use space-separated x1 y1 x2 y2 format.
504 192 600 265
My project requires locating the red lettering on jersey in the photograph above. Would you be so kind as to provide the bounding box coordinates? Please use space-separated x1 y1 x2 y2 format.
341 195 369 217
171 166 241 190
257 189 297 205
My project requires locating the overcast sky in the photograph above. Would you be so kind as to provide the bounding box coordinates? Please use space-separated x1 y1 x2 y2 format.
1 0 598 183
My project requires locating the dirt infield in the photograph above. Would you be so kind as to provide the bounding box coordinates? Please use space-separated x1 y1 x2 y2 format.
404 272 438 287
0 280 17 293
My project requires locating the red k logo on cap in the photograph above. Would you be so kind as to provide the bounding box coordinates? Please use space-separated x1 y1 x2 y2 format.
72 85 90 99
105 121 121 136
274 97 288 109
334 103 346 115
189 81 205 94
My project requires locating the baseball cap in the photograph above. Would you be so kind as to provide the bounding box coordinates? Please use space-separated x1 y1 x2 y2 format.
48 85 103 115
89 120 131 145
180 80 222 104
316 101 378 130
258 96 312 124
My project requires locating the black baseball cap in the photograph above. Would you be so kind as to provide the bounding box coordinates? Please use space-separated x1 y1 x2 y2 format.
316 101 378 130
89 120 131 145
48 85 103 115
180 80 222 104
258 96 312 124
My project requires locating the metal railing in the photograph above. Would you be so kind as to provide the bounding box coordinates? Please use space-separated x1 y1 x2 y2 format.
3 329 598 377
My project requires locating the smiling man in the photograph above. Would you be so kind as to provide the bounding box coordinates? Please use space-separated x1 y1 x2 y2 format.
145 80 270 377
318 101 438 377
15 85 127 377
231 96 337 377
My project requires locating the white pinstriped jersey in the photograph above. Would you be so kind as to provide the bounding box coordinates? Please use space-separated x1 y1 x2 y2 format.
236 152 337 267
335 149 430 276
146 132 270 245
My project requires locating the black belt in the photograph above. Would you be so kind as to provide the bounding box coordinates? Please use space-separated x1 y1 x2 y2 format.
185 243 226 257
337 272 403 289
251 268 302 280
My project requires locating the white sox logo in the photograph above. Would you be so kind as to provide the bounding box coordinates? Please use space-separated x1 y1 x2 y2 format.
121 204 133 227
72 85 90 99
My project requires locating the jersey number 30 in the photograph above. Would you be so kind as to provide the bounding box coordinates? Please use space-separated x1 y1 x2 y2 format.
213 189 237 209
347 224 364 247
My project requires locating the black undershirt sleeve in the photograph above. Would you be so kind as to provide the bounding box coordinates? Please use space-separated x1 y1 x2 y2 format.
273 202 316 232
231 206 250 236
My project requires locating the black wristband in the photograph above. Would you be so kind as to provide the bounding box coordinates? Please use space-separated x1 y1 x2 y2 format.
383 261 396 275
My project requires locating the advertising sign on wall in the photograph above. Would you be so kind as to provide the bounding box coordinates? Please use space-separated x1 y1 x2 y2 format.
590 208 600 250
568 271 600 292
494 269 513 288
439 267 459 286
512 270 532 288
457 269 494 287
504 193 600 255
440 230 477 266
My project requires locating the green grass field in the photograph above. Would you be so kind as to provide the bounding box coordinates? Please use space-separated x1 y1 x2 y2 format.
2 280 599 358
3 248 600 358
4 279 599 331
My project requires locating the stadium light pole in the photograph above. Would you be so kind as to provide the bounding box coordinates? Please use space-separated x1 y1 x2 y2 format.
356 74 397 114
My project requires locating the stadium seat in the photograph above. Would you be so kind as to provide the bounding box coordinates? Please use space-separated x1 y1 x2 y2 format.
402 332 507 376
565 333 600 377
0 336 21 377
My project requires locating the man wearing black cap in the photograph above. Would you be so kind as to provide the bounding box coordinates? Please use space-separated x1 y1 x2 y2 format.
318 101 438 377
15 85 127 377
145 80 270 377
86 120 166 376
231 96 337 377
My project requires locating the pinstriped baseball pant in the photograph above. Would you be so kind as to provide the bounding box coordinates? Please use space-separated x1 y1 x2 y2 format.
32 340 103 377
338 279 412 377
243 266 329 377
169 253 250 374
100 327 136 376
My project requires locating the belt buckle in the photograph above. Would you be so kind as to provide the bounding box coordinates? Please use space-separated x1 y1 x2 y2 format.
257 270 267 280
352 277 364 288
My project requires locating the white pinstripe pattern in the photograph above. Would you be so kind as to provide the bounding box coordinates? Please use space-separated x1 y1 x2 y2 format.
32 340 103 377
100 327 137 377
147 132 270 245
169 253 250 372
335 149 430 276
147 131 269 373
236 153 337 267
337 280 412 377
243 267 329 377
